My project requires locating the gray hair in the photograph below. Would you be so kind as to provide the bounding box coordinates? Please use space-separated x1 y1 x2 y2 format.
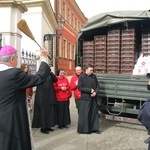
0 52 17 63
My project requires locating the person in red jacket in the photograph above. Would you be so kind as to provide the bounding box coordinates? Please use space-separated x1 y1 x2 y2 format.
70 66 83 114
54 68 71 129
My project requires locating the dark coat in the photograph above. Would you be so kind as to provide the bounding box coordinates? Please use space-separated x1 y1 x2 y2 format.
137 97 150 130
34 72 57 106
78 73 100 101
77 73 100 133
32 72 58 128
0 62 50 150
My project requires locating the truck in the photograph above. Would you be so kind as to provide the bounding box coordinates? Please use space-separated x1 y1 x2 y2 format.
75 10 150 122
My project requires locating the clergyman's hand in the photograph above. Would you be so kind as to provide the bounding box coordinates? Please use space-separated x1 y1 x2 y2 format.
40 48 48 62
91 92 96 97
91 89 94 94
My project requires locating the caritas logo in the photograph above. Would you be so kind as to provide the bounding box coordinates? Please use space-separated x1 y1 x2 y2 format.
58 83 67 87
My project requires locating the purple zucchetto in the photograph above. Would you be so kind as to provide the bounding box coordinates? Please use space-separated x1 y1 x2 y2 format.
0 45 17 56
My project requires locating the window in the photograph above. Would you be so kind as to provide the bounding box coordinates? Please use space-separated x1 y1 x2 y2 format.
75 17 78 30
68 42 72 59
68 8 70 23
58 0 61 15
72 13 74 27
63 39 67 58
63 39 65 58
62 1 66 19
72 44 75 60
59 38 62 57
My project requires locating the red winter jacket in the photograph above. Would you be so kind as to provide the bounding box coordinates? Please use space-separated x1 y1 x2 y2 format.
53 76 70 101
70 74 81 99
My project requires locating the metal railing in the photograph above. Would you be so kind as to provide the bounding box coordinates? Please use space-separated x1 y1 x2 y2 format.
21 49 37 74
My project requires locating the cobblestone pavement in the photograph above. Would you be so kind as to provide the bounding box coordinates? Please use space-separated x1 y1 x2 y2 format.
32 98 149 150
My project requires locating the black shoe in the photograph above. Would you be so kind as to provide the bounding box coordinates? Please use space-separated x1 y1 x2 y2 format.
58 126 64 129
47 128 54 131
63 125 68 129
40 129 49 134
93 130 101 134
144 137 150 144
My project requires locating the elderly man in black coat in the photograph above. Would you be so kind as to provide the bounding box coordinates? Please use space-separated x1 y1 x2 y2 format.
32 71 58 134
77 64 100 134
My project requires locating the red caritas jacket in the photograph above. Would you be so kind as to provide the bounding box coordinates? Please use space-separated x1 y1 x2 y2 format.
70 74 81 99
53 76 70 101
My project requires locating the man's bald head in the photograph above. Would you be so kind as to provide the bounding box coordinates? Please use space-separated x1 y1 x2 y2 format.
75 66 82 76
75 66 82 70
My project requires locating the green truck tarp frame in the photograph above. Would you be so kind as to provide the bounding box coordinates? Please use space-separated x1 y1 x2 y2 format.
79 10 150 40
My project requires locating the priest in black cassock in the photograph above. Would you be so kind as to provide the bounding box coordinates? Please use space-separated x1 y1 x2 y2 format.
0 45 50 150
77 64 100 134
32 71 58 134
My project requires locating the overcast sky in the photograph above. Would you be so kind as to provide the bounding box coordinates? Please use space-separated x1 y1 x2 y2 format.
49 0 150 19
75 0 150 18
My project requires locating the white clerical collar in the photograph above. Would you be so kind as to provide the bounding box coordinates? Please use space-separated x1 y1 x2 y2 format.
0 64 12 71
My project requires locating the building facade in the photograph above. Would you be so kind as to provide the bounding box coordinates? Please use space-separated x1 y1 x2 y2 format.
0 0 57 73
53 0 87 75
